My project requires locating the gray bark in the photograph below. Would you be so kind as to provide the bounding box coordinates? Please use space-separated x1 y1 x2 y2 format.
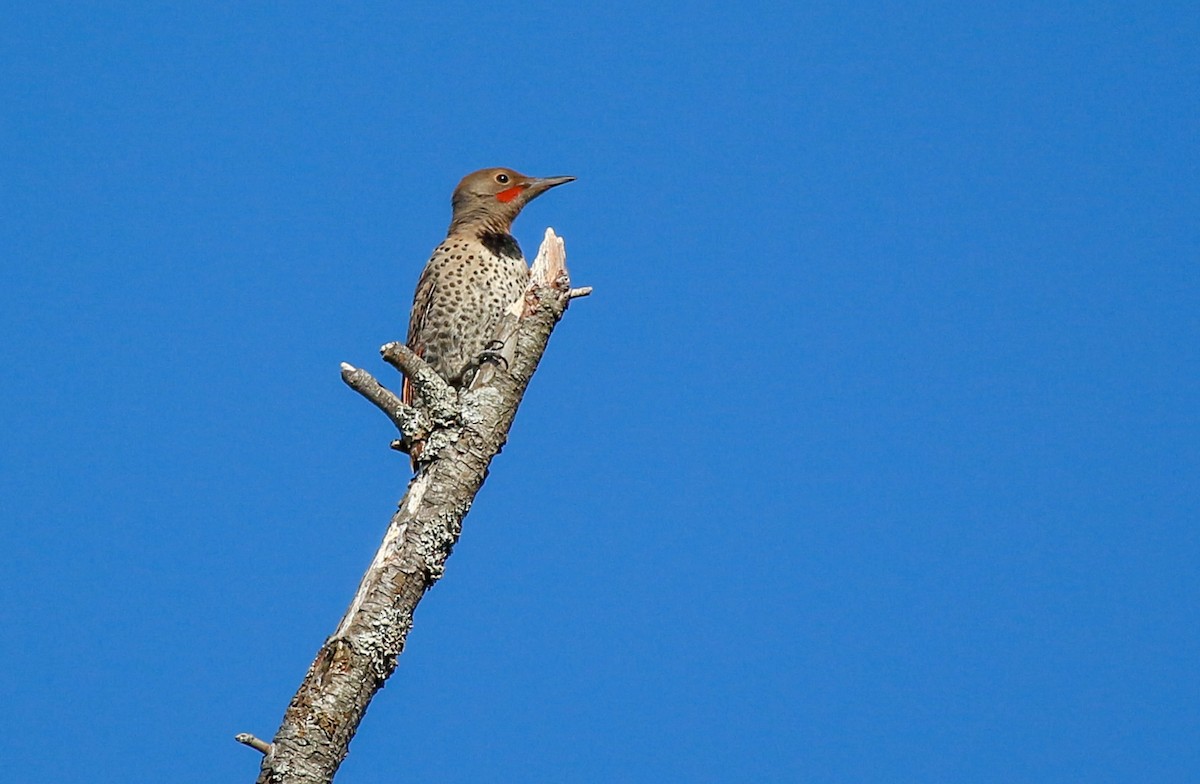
240 230 587 783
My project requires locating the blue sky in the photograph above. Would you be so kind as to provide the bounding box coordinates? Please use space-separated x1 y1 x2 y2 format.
2 2 1197 782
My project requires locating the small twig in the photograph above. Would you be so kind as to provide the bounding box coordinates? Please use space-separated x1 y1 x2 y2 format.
235 733 273 755
340 363 425 446
568 286 593 299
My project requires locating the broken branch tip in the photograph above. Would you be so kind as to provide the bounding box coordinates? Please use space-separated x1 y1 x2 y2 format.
235 733 273 755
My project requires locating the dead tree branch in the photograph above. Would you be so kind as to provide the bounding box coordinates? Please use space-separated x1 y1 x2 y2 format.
339 363 424 448
240 228 584 784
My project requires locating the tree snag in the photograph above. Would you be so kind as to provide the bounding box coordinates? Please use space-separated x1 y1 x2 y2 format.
240 228 589 784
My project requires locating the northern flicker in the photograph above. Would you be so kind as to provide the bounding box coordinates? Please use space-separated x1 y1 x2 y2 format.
403 167 574 452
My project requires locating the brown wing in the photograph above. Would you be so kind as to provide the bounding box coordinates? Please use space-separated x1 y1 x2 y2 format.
402 261 437 407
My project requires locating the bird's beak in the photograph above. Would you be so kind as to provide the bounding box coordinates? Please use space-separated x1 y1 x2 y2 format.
524 175 576 198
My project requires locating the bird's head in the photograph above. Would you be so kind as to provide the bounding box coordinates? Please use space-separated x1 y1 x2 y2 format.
449 168 575 234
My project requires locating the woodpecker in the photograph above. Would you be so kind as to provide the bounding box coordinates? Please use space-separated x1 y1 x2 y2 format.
403 168 574 457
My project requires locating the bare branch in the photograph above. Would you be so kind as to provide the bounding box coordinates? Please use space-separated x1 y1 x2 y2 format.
339 363 424 446
252 228 589 784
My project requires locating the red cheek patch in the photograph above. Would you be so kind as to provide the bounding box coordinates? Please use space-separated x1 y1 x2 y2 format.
496 185 524 203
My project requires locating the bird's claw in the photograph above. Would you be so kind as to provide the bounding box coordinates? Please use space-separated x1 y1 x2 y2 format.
477 340 509 371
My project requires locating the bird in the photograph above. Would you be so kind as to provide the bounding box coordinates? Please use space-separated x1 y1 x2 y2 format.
403 167 574 459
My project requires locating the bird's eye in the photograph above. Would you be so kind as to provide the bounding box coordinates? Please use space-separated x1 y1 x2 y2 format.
495 173 510 184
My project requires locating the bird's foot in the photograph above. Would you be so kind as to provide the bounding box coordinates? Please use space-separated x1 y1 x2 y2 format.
476 340 509 371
